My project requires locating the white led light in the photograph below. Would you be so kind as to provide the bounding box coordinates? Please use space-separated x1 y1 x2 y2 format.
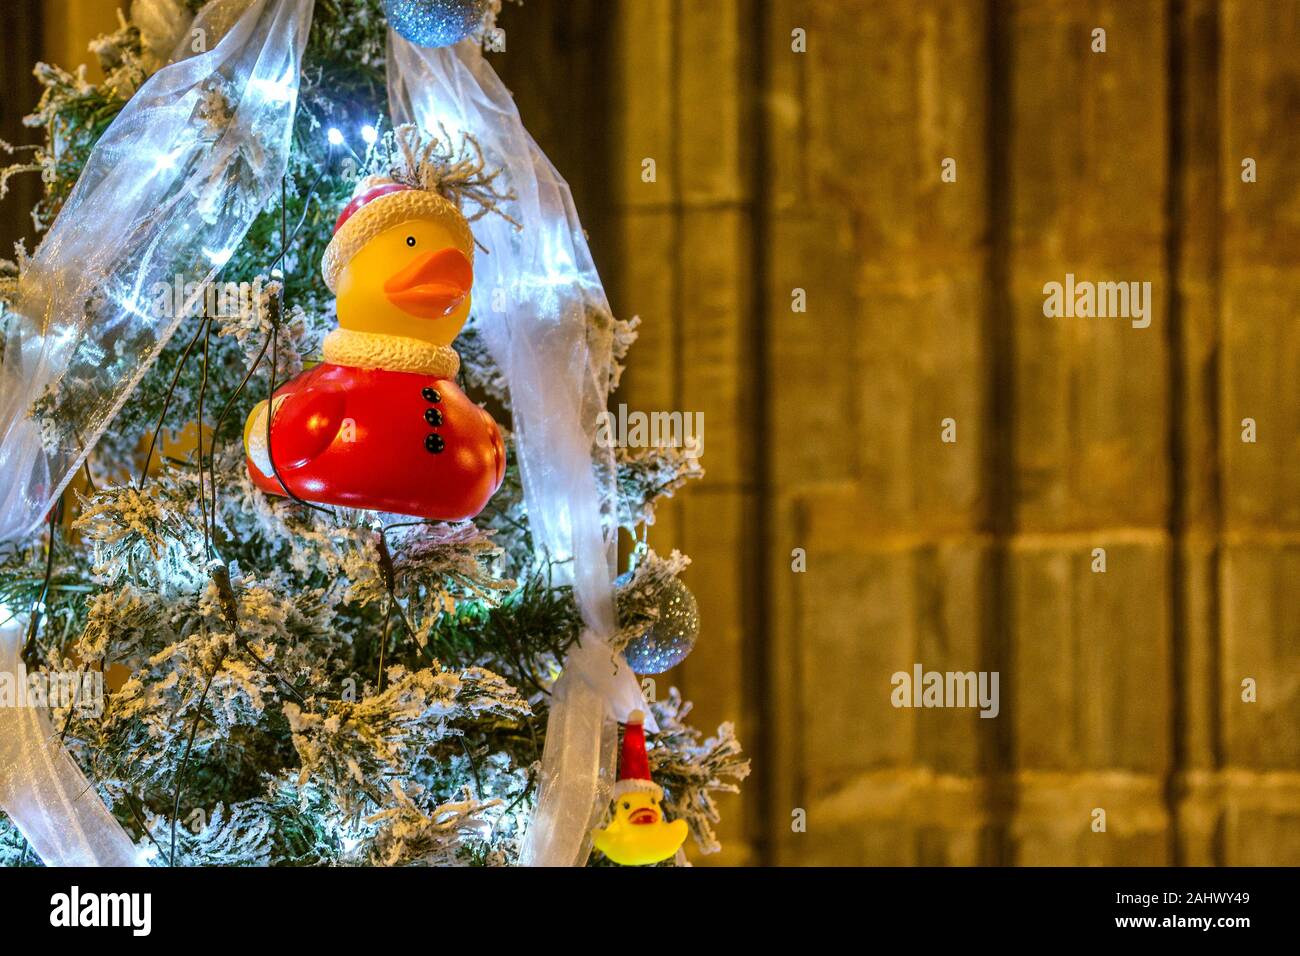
327 127 344 146
361 124 378 145
248 76 296 104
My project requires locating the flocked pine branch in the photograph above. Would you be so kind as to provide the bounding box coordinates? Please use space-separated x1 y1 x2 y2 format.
284 663 530 819
387 123 519 228
649 689 751 855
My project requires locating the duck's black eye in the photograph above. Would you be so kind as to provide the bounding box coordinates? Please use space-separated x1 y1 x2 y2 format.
406 236 416 247
622 802 630 810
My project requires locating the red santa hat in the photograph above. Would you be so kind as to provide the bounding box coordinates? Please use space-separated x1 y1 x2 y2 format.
613 710 662 800
321 175 475 294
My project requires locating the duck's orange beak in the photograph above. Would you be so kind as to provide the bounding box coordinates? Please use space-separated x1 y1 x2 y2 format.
383 247 472 318
628 807 660 826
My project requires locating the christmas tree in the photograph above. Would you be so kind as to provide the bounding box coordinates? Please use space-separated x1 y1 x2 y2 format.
0 0 746 867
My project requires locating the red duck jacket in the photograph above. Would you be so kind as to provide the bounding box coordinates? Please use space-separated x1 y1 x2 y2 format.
247 361 505 521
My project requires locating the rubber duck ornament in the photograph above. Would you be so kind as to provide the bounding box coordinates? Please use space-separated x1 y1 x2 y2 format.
592 710 688 866
244 127 505 520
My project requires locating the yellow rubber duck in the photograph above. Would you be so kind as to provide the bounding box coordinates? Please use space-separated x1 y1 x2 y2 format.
591 710 688 866
243 170 504 520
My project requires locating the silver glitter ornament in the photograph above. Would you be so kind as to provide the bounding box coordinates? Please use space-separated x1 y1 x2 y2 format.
617 572 700 674
384 0 490 48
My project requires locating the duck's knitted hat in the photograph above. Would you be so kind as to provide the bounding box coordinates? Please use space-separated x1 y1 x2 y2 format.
321 175 474 294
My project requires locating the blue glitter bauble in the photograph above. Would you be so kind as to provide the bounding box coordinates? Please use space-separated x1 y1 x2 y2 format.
384 0 489 48
616 572 700 675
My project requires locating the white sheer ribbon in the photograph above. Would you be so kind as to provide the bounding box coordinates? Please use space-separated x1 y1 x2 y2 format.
0 0 312 544
0 0 314 865
0 615 141 866
388 34 652 867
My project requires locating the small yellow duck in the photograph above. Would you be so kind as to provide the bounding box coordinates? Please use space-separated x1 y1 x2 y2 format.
591 710 688 866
